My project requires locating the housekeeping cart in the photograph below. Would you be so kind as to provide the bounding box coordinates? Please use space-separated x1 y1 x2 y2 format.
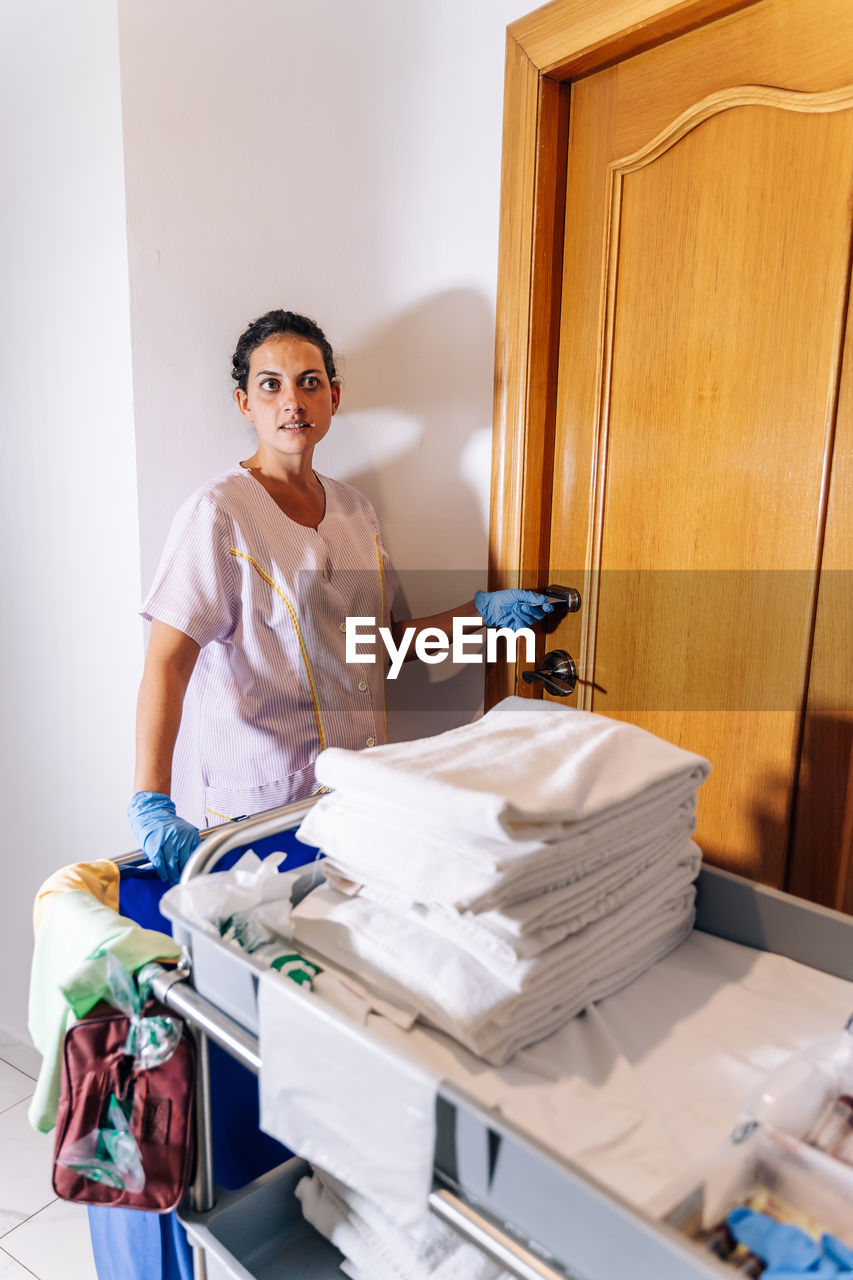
108 797 853 1280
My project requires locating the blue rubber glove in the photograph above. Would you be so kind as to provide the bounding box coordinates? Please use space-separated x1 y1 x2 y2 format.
128 791 201 885
726 1208 835 1275
823 1235 853 1273
474 589 554 633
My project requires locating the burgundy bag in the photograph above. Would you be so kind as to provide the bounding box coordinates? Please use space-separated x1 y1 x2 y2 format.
52 997 195 1211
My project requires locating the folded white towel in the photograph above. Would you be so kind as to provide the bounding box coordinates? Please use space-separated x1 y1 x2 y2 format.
310 697 709 842
294 857 697 1008
470 829 700 944
290 871 696 1063
342 839 703 980
472 911 695 1064
296 1170 512 1280
304 791 699 911
325 826 700 955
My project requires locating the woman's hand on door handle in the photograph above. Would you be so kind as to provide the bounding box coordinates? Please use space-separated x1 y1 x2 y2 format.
474 589 555 632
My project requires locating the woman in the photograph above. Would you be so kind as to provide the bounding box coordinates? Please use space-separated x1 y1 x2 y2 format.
129 310 551 881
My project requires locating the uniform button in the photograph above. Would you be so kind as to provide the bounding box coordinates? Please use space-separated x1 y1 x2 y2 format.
339 621 346 632
366 737 375 747
358 681 368 692
322 568 329 580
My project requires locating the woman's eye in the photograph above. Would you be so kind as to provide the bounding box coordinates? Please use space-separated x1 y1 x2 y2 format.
260 379 279 392
302 376 320 389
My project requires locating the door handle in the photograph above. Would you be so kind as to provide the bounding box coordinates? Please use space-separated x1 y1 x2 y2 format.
521 649 578 697
543 584 582 612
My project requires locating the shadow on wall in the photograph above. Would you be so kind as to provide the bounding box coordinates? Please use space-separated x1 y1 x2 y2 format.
317 288 498 741
699 721 853 912
785 710 853 912
323 287 496 580
698 764 789 892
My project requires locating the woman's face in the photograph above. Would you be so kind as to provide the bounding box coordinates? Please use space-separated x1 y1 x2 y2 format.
234 334 340 464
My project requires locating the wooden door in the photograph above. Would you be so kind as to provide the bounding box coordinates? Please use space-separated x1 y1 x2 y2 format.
786 293 853 908
492 0 853 889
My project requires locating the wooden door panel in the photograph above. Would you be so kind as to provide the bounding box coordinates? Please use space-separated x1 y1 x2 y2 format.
548 0 853 883
607 0 853 159
602 104 851 573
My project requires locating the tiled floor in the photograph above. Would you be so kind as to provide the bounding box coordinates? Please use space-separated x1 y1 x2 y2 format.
0 1032 97 1280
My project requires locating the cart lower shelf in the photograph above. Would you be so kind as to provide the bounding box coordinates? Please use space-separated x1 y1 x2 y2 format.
180 1158 344 1280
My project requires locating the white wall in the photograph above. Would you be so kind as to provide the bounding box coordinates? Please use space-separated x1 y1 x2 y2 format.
0 2 140 1038
118 0 527 738
0 0 528 1041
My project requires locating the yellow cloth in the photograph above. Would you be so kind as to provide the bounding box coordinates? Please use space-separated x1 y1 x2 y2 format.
32 860 120 937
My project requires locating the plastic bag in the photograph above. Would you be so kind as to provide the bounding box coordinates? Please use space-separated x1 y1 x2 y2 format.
160 850 301 947
161 853 324 977
734 1020 853 1159
655 1123 853 1251
54 954 182 1194
55 1093 145 1192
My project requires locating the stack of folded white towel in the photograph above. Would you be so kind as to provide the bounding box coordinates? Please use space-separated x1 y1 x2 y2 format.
293 697 710 1065
296 1168 513 1280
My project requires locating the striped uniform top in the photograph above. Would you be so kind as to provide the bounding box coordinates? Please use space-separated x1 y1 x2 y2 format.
142 464 399 826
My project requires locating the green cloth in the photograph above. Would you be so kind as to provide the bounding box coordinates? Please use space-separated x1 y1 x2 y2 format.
28 889 179 1133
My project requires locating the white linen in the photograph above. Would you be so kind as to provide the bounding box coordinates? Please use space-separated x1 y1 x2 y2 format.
296 1169 513 1280
289 872 697 1063
463 829 699 949
282 931 853 1212
471 913 695 1064
327 838 702 975
302 790 699 911
258 970 438 1229
293 696 709 1064
308 696 710 843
